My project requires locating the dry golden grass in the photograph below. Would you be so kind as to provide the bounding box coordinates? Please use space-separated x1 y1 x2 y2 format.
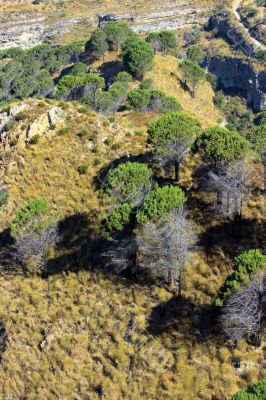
0 96 265 399
145 54 223 128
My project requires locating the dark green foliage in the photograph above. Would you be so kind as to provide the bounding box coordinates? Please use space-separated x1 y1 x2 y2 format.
103 162 152 206
86 28 108 57
148 112 199 153
146 30 177 55
180 59 205 96
106 203 132 232
11 198 50 237
217 249 266 305
232 380 266 399
193 126 250 166
126 89 152 111
136 184 186 224
29 134 40 145
71 62 88 76
145 32 161 53
257 49 266 63
5 119 15 132
104 22 131 51
186 45 204 64
140 78 153 90
126 89 180 112
122 38 154 80
247 124 266 157
148 112 200 181
102 162 153 232
56 73 105 110
214 90 226 109
77 165 88 174
158 30 177 54
259 112 266 125
114 71 133 83
0 42 83 105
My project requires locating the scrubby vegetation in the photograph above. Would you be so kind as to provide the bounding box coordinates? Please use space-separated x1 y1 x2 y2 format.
0 15 265 400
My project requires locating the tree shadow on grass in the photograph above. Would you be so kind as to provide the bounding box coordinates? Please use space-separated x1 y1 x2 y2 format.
148 296 222 344
98 60 125 85
198 218 266 260
46 211 106 276
0 228 18 275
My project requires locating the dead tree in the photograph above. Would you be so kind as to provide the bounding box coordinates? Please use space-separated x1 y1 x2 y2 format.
137 209 196 295
102 234 137 275
221 275 265 346
13 224 58 277
207 161 257 221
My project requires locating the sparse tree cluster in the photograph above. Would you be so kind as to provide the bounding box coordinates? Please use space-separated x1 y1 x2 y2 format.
146 30 177 55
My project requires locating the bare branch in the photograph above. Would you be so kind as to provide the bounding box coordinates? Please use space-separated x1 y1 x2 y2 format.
13 223 58 276
137 209 196 294
102 234 137 274
221 275 265 345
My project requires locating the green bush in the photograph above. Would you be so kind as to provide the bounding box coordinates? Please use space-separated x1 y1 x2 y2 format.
29 134 40 145
140 78 154 90
111 142 122 150
114 71 133 83
77 128 89 138
58 127 69 136
232 380 266 399
77 165 88 175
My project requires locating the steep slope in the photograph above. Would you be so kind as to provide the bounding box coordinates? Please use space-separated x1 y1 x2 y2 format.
0 98 265 400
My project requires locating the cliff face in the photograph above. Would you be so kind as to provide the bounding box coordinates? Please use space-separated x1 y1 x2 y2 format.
207 12 261 59
207 57 266 112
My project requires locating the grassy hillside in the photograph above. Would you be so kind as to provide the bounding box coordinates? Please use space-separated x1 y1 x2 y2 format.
0 96 265 399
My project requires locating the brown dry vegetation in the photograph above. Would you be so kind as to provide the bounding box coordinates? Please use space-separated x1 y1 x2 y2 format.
0 40 265 398
0 92 265 399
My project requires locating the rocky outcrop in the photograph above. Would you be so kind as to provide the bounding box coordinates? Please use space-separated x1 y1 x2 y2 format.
26 106 65 141
0 16 92 50
0 103 29 134
206 57 266 112
207 12 261 59
0 102 66 153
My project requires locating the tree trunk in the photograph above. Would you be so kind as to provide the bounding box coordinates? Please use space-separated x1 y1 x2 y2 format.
168 267 174 289
177 273 182 297
263 162 266 194
174 162 180 182
226 192 230 218
233 194 240 223
216 190 223 212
